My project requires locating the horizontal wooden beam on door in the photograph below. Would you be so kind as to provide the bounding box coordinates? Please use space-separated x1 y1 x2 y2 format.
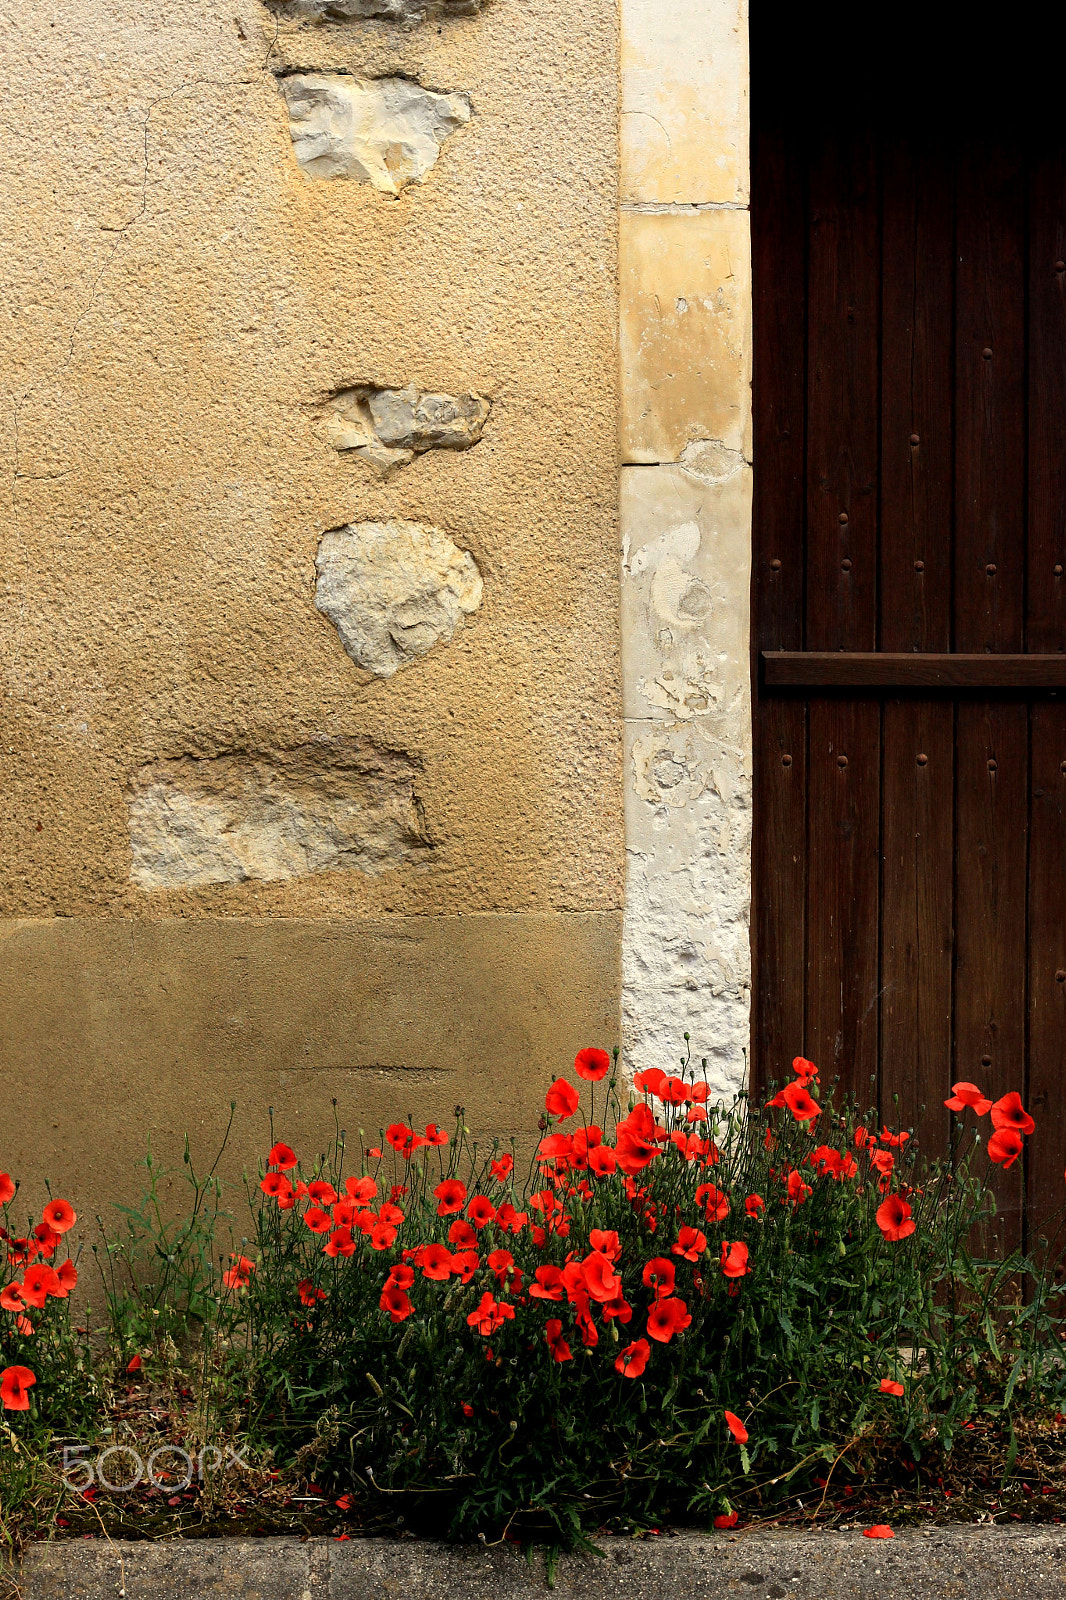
761 652 1066 690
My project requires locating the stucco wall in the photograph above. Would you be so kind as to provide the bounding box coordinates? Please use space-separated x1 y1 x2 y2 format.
0 0 622 1198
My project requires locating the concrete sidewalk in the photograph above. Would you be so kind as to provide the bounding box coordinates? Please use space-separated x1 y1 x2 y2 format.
13 1527 1066 1600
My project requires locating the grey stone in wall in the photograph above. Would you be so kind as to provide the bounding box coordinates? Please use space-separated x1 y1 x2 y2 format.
128 739 431 890
325 384 491 475
267 0 487 20
315 520 483 678
279 75 471 195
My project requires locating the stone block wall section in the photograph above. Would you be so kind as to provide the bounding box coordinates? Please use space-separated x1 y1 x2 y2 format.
0 0 622 1204
619 0 754 1096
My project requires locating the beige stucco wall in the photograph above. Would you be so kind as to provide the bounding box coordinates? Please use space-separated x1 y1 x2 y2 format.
0 0 622 1201
618 0 753 1098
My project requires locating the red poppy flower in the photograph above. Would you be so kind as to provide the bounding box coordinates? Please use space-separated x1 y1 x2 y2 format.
660 1075 689 1105
384 1263 414 1291
423 1124 449 1146
672 1225 707 1261
467 1196 497 1229
460 1402 474 1418
686 1105 708 1123
379 1284 413 1322
346 1176 378 1204
303 1206 333 1234
0 1283 24 1312
615 1338 651 1377
222 1254 256 1289
786 1170 812 1206
127 1354 142 1373
779 1081 820 1121
990 1092 1035 1136
324 1226 357 1258
720 1240 750 1279
433 1178 467 1215
496 1202 528 1233
642 1257 676 1299
545 1078 580 1119
268 1142 298 1171
420 1243 455 1281
875 1194 916 1241
696 1183 731 1221
724 1410 748 1443
0 1174 14 1206
379 1203 405 1227
452 1248 480 1283
587 1146 617 1177
713 1512 739 1529
448 1219 478 1249
690 1080 711 1104
582 1251 623 1303
1 1366 36 1411
308 1181 338 1207
20 1264 61 1309
466 1291 515 1335
745 1194 765 1218
944 1082 993 1116
7 1239 37 1267
297 1279 327 1307
880 1126 910 1147
615 1104 665 1174
261 1172 294 1202
582 1231 616 1265
792 1056 820 1083
529 1266 566 1300
41 1198 76 1236
987 1127 1025 1168
854 1126 877 1148
870 1150 895 1177
490 1154 514 1181
601 1294 633 1323
575 1047 611 1082
633 1068 667 1097
646 1295 691 1343
879 1378 905 1396
863 1526 894 1540
486 1248 515 1282
544 1318 573 1362
32 1224 58 1258
51 1258 77 1298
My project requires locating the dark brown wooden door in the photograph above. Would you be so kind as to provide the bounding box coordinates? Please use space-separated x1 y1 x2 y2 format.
751 11 1066 1249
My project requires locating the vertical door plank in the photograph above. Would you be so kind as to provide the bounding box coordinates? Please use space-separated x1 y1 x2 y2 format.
1027 149 1066 654
880 701 954 1150
805 130 881 1098
752 120 809 1088
806 700 881 1104
807 130 880 654
1026 150 1066 1270
879 138 955 1141
954 704 1029 1253
880 137 954 654
953 141 1028 1252
955 141 1026 651
1027 708 1066 1274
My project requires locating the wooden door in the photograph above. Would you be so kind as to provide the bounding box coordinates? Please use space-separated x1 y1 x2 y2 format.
750 11 1066 1251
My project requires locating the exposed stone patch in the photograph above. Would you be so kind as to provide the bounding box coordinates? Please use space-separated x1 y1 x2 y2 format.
324 384 491 475
267 0 487 20
127 739 431 890
279 74 471 195
315 520 483 677
678 438 746 484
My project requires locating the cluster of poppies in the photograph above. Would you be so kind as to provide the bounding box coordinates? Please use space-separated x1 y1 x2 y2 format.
944 1083 1036 1168
0 1174 78 1411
